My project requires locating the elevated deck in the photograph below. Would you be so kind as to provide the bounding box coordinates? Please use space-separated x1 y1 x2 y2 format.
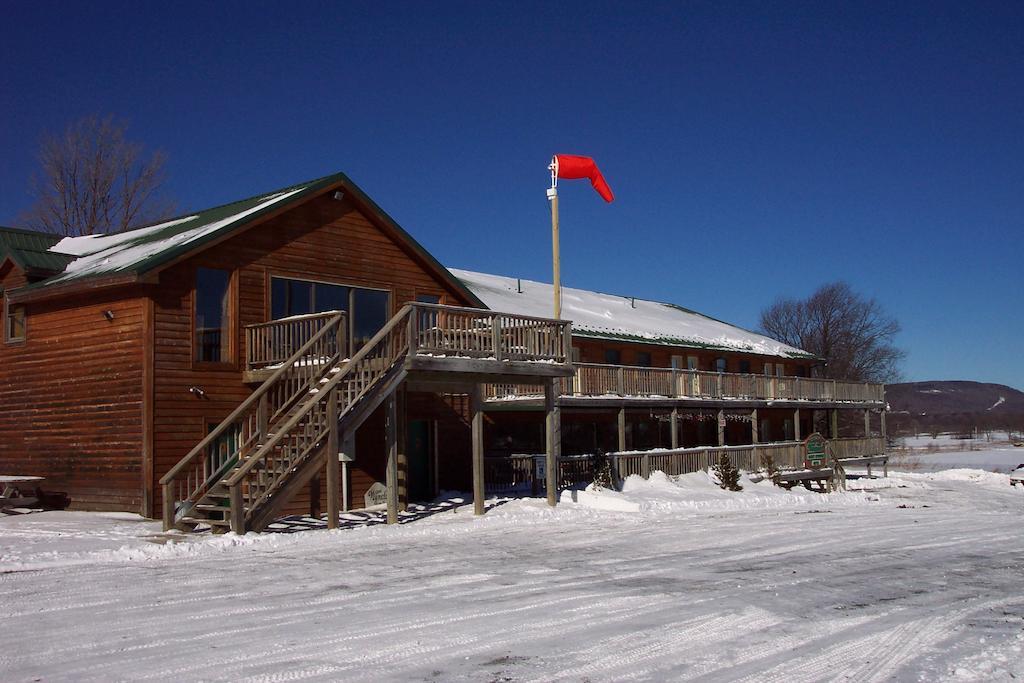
485 362 885 410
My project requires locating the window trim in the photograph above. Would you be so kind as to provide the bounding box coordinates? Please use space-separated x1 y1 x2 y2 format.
3 290 25 344
192 266 237 368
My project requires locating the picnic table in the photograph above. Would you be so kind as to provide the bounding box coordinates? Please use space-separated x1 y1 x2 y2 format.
0 476 45 511
1010 465 1024 487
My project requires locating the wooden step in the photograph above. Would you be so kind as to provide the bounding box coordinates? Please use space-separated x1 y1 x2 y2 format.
180 516 231 527
194 504 229 513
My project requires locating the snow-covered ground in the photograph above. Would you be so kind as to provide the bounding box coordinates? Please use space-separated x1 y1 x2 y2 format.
1 467 1022 681
897 432 1020 451
890 446 1024 473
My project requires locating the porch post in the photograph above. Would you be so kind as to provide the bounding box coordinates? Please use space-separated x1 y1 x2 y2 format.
471 384 486 515
751 409 759 444
830 408 839 440
864 409 871 437
794 408 801 441
880 409 887 440
617 407 627 452
326 388 339 529
386 393 399 525
397 387 408 512
544 379 561 507
717 409 725 446
670 407 679 449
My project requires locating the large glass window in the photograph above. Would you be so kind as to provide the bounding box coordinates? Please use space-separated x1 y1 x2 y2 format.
270 276 389 351
195 268 231 362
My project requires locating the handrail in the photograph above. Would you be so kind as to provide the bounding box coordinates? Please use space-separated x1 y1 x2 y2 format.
160 312 345 486
245 310 342 371
223 304 414 488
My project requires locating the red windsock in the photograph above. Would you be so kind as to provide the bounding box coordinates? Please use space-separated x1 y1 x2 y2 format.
553 154 614 203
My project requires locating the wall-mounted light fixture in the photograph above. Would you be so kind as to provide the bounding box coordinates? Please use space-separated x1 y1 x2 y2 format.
103 310 115 321
188 386 207 399
333 191 345 201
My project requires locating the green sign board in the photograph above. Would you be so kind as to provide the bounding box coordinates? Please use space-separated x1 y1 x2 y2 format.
804 432 828 469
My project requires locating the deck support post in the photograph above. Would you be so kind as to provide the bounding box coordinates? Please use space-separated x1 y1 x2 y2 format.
751 409 759 444
386 393 399 525
617 407 627 452
830 409 839 440
670 407 679 449
864 409 871 437
544 379 561 506
471 384 486 515
794 408 801 441
326 388 339 530
880 409 887 440
717 409 725 446
397 387 408 513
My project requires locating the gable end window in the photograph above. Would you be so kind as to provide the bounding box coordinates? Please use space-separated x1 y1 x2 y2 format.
4 292 25 343
195 267 233 363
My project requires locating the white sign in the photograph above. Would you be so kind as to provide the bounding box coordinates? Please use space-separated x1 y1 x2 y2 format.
365 482 387 508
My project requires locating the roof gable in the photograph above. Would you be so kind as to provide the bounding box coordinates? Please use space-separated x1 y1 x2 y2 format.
0 226 75 277
13 173 483 308
449 268 817 361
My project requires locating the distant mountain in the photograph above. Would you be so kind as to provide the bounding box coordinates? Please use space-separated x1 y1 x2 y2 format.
886 381 1024 415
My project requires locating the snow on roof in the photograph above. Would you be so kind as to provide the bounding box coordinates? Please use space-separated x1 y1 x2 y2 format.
44 189 305 285
449 268 815 360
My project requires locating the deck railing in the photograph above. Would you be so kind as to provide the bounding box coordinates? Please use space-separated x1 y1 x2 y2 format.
486 363 884 404
483 437 886 493
245 311 345 371
410 303 572 363
608 437 886 479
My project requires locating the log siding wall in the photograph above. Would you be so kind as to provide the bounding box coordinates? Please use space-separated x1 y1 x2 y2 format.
0 289 146 510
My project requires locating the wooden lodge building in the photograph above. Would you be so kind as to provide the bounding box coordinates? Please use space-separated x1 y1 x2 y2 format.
0 172 886 533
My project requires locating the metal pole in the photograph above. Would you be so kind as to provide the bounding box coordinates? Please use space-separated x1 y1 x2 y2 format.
548 187 561 319
548 158 561 320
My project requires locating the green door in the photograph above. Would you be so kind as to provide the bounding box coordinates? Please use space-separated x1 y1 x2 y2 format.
407 420 432 502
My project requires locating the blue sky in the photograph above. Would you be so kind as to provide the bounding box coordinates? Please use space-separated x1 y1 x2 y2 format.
2 1 1022 389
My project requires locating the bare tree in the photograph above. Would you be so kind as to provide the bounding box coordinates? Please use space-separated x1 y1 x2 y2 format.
759 282 904 383
21 115 174 236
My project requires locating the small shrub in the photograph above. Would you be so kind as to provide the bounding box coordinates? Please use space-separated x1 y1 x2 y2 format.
714 452 743 491
761 453 782 486
591 452 615 490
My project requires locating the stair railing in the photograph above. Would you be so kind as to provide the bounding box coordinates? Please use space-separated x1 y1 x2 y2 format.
160 311 346 529
222 304 416 531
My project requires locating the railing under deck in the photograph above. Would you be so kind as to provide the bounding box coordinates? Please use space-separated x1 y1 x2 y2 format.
487 362 885 404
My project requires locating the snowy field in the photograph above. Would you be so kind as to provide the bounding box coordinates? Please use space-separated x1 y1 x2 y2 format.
896 432 1021 451
1 467 1023 681
890 446 1024 474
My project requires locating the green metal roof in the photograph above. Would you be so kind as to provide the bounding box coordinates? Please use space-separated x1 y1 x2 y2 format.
12 173 485 308
0 226 76 276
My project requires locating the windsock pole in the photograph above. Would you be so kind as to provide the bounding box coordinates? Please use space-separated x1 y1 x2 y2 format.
547 157 561 320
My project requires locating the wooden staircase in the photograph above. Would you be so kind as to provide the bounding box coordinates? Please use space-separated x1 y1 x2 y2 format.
161 303 574 534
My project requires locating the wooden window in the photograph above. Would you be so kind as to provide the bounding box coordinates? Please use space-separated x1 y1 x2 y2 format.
3 292 25 343
715 357 727 373
415 294 440 305
604 349 621 365
739 360 751 374
687 355 698 370
671 354 684 369
795 365 807 378
764 363 773 376
195 267 233 363
776 364 785 377
760 419 771 442
636 351 652 367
